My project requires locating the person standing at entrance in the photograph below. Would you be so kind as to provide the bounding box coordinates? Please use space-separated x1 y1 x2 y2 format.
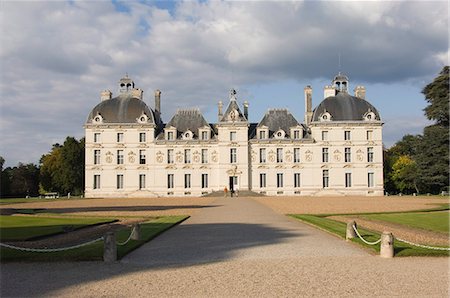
224 186 228 197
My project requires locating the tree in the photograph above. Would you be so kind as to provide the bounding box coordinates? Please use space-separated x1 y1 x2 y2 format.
391 155 419 194
3 163 40 197
422 66 449 127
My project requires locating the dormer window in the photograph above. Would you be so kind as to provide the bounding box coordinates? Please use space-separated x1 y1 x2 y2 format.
319 111 332 122
363 110 376 121
201 130 209 140
167 131 174 140
182 130 193 140
93 113 103 124
137 113 148 124
257 127 268 140
293 130 301 139
274 129 285 139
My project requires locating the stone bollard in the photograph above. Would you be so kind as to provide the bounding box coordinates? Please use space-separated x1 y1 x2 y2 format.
103 232 117 262
380 232 394 258
131 224 141 241
346 221 357 241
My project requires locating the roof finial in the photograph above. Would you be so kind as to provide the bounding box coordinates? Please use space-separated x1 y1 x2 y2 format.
338 53 341 73
230 88 237 101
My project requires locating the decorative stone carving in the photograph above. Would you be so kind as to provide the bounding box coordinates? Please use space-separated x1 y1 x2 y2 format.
212 150 218 162
305 150 313 162
128 151 136 163
105 151 113 164
156 151 163 163
333 149 341 162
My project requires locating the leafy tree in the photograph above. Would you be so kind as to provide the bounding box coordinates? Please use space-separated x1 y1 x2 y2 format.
422 66 449 126
3 163 40 197
391 155 419 194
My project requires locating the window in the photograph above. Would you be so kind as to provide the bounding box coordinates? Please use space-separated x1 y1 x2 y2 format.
184 149 191 164
167 174 174 189
202 174 208 188
139 150 146 164
294 173 301 188
201 131 208 140
260 148 266 163
117 174 124 189
322 170 329 188
230 148 237 163
139 132 146 143
184 174 191 188
167 149 174 164
345 173 352 188
94 150 100 165
345 147 351 162
230 131 236 141
322 148 329 163
294 148 300 163
277 173 283 188
259 130 266 139
277 148 283 163
117 150 124 164
293 130 301 139
367 130 373 140
322 131 328 141
344 130 351 141
167 131 174 140
260 173 266 188
94 133 100 143
117 133 124 143
139 174 146 189
93 175 100 189
367 147 374 162
201 149 208 164
368 172 374 187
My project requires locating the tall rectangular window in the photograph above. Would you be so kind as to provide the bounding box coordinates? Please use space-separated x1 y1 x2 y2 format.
201 174 208 188
184 149 191 164
184 174 191 189
230 148 237 163
277 173 283 188
117 150 124 164
277 148 283 163
139 150 146 164
117 174 124 189
93 175 100 189
168 149 174 164
367 130 373 140
201 131 208 140
322 170 329 188
322 148 329 163
139 174 146 189
167 131 174 140
117 133 124 143
94 133 100 143
294 148 300 163
139 132 146 143
260 173 266 188
167 174 174 189
367 147 374 163
345 147 351 162
294 130 301 139
260 148 266 163
259 130 266 139
294 173 301 188
344 130 351 140
322 131 328 141
94 150 100 165
230 131 236 141
368 172 374 187
201 149 208 164
345 173 352 188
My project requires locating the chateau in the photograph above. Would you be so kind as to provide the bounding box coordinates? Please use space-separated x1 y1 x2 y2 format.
84 73 384 197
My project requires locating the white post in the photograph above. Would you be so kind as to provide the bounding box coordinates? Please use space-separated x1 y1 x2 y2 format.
131 224 141 241
380 232 394 258
103 232 117 262
346 221 357 241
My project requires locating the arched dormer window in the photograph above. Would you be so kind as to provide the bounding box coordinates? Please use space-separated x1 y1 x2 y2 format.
319 111 332 122
93 113 103 124
274 129 285 139
137 113 148 124
363 110 376 121
182 130 193 140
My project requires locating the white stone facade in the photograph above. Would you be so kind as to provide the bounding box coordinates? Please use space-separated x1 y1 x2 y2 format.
85 74 384 198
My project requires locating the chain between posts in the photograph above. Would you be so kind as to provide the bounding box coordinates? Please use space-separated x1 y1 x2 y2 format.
352 225 382 245
116 230 134 246
0 237 104 253
395 237 450 251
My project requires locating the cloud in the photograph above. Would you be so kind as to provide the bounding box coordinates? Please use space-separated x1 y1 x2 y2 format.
0 0 447 166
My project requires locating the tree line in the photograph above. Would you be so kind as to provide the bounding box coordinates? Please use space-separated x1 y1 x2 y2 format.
1 67 448 198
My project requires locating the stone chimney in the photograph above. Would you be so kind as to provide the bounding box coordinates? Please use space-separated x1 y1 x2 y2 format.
101 90 112 101
131 88 143 100
243 101 249 120
354 85 366 99
324 85 336 99
304 86 313 126
154 89 161 114
218 101 223 121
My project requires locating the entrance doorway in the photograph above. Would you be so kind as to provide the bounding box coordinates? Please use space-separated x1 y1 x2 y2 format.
229 176 238 195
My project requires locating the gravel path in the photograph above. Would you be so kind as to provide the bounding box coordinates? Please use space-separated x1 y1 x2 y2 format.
1 196 449 297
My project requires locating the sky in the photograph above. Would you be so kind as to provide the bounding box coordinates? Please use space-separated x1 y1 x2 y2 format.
0 0 448 167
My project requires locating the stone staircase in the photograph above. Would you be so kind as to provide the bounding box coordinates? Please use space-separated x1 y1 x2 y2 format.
202 190 264 197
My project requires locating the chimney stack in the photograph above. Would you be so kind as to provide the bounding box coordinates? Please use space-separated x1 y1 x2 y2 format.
324 85 336 99
218 101 223 121
154 89 161 114
304 86 313 126
101 90 112 101
131 88 143 100
243 101 249 120
354 86 366 99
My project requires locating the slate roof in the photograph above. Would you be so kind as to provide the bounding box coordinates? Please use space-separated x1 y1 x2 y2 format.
312 92 381 122
162 109 214 139
220 98 247 122
255 109 305 138
86 93 156 124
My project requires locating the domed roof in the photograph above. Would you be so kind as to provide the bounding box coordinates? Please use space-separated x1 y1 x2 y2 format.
312 92 380 122
86 93 155 124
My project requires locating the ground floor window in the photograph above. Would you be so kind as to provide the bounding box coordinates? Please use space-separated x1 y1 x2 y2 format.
185 174 191 189
345 173 352 188
260 173 266 188
168 174 174 189
368 172 374 187
93 175 100 189
277 173 283 188
117 174 124 189
139 174 146 189
322 170 329 188
202 174 208 188
294 173 301 188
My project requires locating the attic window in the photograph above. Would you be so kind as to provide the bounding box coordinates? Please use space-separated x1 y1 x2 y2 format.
363 111 376 121
274 129 285 139
183 130 193 140
93 114 103 124
320 111 331 122
137 113 148 124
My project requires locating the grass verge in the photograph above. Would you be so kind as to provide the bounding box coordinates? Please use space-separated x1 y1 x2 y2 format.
0 215 189 262
290 214 450 257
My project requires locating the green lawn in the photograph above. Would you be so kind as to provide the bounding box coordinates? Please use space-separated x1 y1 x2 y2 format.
290 213 450 257
0 215 116 241
361 211 449 234
0 197 85 205
0 215 188 262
